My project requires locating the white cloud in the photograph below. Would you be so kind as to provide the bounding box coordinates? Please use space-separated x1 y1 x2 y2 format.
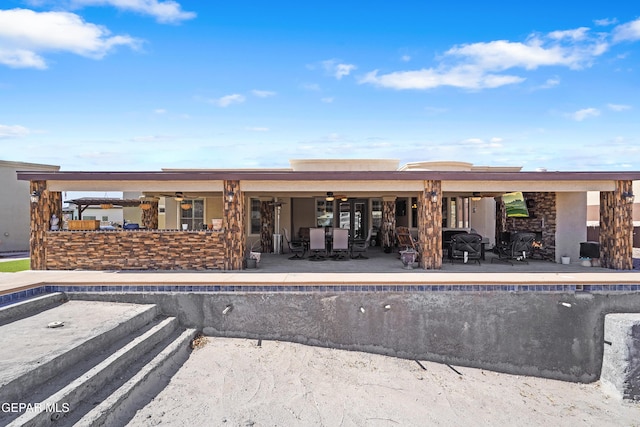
539 76 560 89
130 135 171 142
360 26 610 91
401 55 411 62
321 97 334 103
607 103 631 111
360 66 525 90
322 59 356 79
301 83 320 91
569 108 600 121
154 108 167 114
0 8 141 69
210 94 245 107
547 27 590 41
0 124 30 138
612 18 640 42
67 0 195 24
459 137 503 148
594 18 617 27
251 90 276 98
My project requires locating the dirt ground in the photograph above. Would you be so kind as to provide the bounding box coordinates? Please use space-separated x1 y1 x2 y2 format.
129 338 640 427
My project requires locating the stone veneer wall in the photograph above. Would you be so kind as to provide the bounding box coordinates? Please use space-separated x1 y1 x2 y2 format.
45 231 225 270
600 180 634 270
498 192 556 261
260 201 274 253
141 200 159 229
30 181 61 270
223 180 245 270
381 199 396 248
417 180 442 269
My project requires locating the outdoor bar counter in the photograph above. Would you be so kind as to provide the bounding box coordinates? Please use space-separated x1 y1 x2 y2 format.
45 229 227 270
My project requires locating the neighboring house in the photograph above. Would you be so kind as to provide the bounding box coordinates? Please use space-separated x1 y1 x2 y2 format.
0 160 59 253
17 159 640 270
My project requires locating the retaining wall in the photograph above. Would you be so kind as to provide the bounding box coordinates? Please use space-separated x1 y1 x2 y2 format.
65 290 640 383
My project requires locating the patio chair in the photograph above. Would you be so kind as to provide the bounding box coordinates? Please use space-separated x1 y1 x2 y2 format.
491 232 536 265
443 230 468 259
351 227 373 259
396 227 420 252
331 228 350 260
283 228 306 260
308 227 327 261
449 233 483 265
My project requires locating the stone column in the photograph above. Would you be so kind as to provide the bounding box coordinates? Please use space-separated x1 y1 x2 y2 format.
417 180 442 269
600 180 634 270
29 180 61 270
260 200 274 253
381 197 396 250
140 198 159 229
223 180 245 270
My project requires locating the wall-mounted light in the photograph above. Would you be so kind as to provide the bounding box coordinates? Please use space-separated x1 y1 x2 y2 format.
30 190 41 203
622 191 635 203
227 190 235 203
180 202 192 210
140 202 152 210
430 191 438 203
325 191 335 202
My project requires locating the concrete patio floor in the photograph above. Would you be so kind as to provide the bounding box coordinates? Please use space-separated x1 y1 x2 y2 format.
249 246 618 274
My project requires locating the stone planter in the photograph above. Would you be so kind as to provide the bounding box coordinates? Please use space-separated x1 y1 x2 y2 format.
400 249 417 270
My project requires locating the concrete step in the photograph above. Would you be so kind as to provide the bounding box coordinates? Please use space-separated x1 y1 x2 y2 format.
0 300 159 408
0 292 67 326
75 328 198 427
6 316 182 427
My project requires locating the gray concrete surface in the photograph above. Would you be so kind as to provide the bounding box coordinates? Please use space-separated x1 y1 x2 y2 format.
0 300 158 406
67 290 640 384
601 313 640 400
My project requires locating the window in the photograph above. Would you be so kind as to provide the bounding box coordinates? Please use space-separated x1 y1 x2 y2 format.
180 199 204 230
316 200 334 227
102 216 109 222
250 199 261 234
411 197 418 227
371 199 382 231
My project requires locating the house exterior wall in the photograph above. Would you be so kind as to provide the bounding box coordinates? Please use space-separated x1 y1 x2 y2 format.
469 198 496 247
0 160 58 253
556 192 588 264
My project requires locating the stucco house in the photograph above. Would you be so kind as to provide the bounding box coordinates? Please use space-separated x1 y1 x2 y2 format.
16 159 639 271
1 160 59 253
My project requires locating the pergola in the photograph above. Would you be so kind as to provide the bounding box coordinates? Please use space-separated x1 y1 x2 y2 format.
65 197 144 220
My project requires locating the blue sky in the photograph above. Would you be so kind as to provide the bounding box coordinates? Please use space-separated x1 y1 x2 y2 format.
1 1 639 171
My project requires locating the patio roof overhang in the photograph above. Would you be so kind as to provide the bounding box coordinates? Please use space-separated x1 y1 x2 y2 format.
17 170 640 194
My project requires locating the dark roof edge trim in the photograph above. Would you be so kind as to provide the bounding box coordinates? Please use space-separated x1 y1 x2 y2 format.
16 170 640 182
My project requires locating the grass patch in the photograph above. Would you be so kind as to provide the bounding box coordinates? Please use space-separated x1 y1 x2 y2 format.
0 259 30 272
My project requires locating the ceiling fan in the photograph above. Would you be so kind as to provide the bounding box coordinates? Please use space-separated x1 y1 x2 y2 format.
159 191 202 201
322 191 349 201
